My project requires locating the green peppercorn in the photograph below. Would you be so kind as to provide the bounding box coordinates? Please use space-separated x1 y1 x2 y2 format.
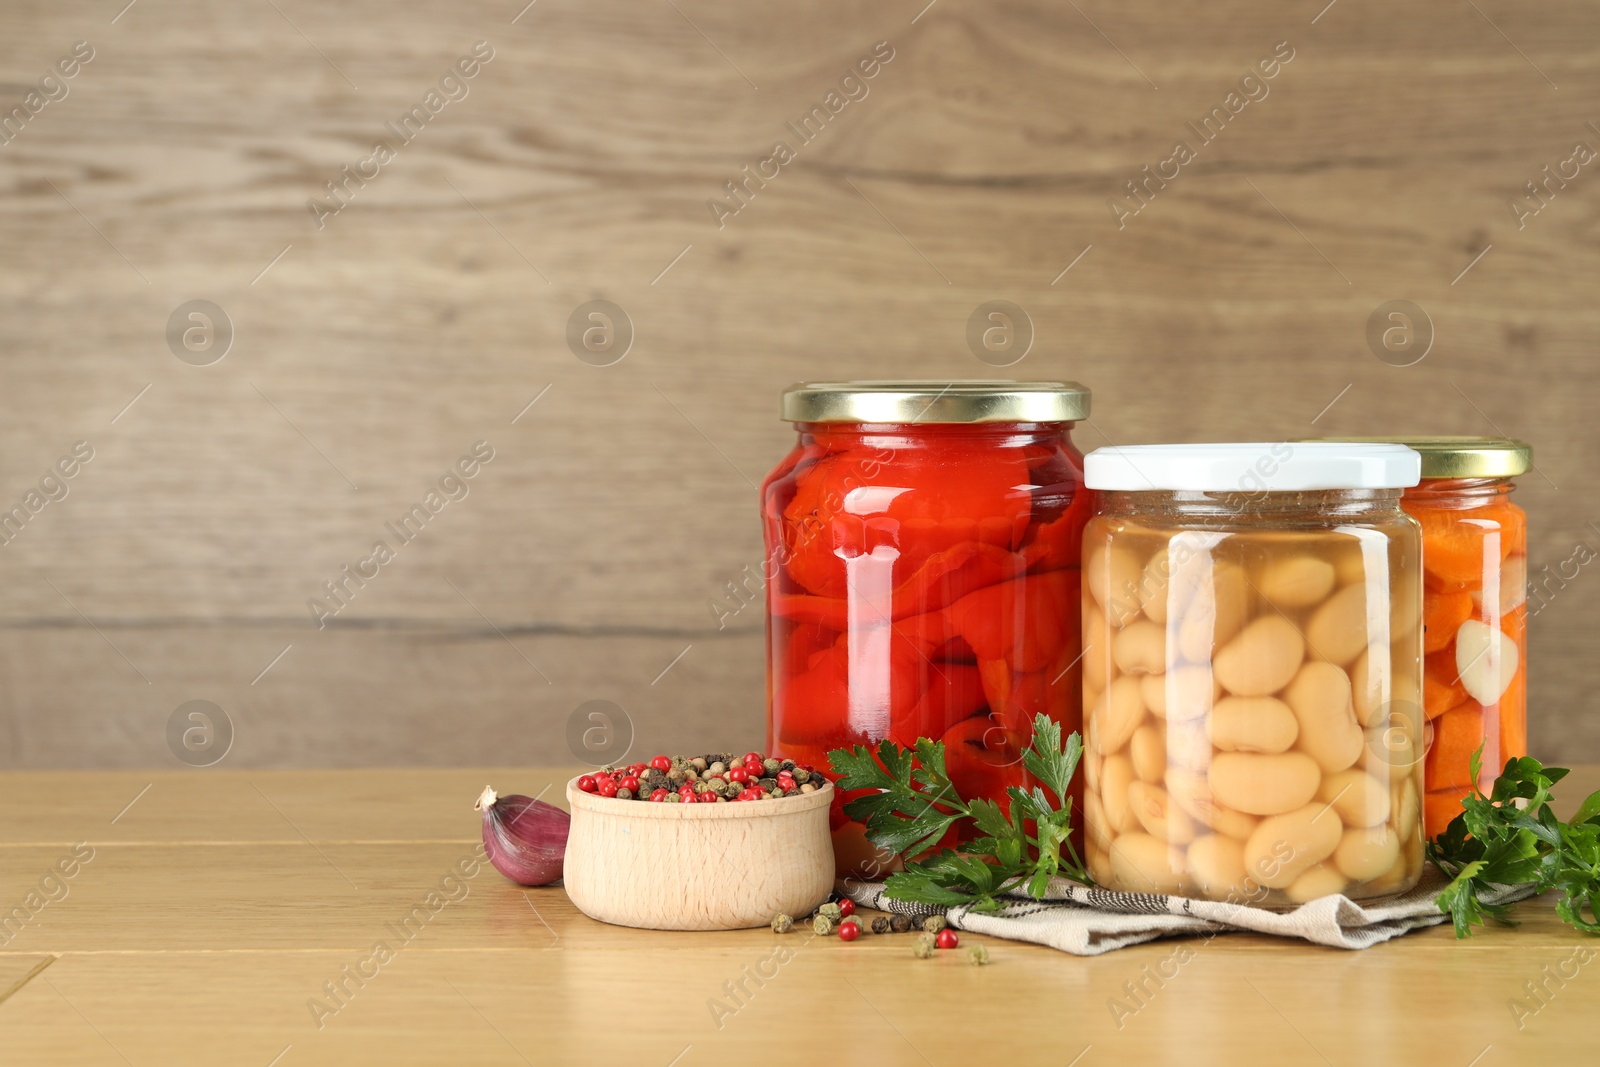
870 916 891 935
704 777 725 792
708 761 727 777
889 914 912 933
764 758 782 774
812 914 836 936
818 902 842 922
665 793 682 803
615 787 633 800
772 913 794 934
968 945 990 965
921 915 947 934
793 769 811 783
757 777 778 791
912 933 937 959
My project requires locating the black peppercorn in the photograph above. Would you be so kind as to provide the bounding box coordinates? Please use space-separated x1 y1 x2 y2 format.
870 916 891 935
890 914 912 933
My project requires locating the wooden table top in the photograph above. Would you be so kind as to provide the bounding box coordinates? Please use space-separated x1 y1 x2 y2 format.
1 766 1596 1066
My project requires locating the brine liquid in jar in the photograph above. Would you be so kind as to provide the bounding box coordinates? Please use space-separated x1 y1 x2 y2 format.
1080 443 1425 906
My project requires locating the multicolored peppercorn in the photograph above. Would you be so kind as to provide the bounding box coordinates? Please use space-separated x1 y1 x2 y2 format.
576 753 821 802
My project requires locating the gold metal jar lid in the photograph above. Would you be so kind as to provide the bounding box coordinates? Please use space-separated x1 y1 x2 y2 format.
780 380 1091 424
1314 436 1532 479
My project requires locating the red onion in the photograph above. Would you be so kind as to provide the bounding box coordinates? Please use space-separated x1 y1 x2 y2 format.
475 785 568 886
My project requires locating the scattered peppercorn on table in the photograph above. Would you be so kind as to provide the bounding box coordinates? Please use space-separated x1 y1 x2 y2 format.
1 766 1595 1066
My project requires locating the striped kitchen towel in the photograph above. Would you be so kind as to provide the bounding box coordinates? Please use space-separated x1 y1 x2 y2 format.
837 865 1536 955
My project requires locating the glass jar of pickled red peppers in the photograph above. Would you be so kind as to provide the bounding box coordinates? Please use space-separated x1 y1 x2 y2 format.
1080 443 1425 906
763 381 1093 876
1386 437 1529 837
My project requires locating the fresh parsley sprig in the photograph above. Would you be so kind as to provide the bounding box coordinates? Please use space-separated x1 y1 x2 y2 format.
1428 747 1600 938
827 714 1090 912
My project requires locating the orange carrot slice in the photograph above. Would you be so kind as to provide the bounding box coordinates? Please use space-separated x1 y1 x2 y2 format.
1424 786 1473 839
1414 507 1495 586
1423 590 1473 653
1425 703 1484 791
1424 651 1468 720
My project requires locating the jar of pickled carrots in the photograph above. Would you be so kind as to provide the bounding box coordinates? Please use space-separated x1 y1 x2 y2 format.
1080 443 1424 906
763 381 1093 876
1393 438 1529 836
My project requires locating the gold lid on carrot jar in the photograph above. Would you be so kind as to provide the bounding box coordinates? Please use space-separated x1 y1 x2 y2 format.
1314 436 1531 479
780 380 1090 424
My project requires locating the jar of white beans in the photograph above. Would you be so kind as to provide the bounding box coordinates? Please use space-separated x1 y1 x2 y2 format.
1080 443 1425 907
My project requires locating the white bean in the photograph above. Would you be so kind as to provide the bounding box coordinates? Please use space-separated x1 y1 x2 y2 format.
1349 646 1389 728
1187 834 1248 899
1128 781 1197 845
1363 854 1411 896
1285 863 1349 904
1109 833 1186 894
1130 725 1165 783
1087 541 1144 627
1090 676 1146 755
1213 615 1305 697
1316 769 1390 828
1145 666 1220 722
1140 547 1173 624
1113 620 1167 675
1176 562 1250 664
1102 755 1138 833
1209 696 1299 754
1258 555 1337 609
1083 603 1109 694
1392 777 1419 838
1244 803 1343 889
1085 790 1112 848
1334 825 1400 882
1167 769 1262 840
1210 752 1322 816
1283 661 1363 774
1306 583 1370 666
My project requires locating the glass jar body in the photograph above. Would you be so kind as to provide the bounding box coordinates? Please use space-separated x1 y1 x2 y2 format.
1081 488 1424 905
1402 477 1527 836
761 421 1090 876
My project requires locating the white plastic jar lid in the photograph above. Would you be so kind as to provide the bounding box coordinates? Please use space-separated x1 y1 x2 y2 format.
1084 442 1421 492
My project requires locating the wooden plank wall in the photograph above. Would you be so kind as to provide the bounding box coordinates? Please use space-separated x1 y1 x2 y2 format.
0 0 1595 769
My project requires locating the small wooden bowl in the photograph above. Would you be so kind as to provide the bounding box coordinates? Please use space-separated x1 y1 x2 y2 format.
563 778 835 931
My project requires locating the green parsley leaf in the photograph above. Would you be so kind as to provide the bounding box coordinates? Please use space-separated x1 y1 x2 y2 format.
828 713 1090 911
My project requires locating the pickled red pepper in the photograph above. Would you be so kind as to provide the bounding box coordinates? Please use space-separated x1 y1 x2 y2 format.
762 385 1092 874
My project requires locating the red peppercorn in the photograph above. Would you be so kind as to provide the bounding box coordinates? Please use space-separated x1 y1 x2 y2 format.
744 752 763 766
651 755 672 772
839 899 855 918
728 766 749 783
620 775 641 792
629 763 647 776
936 929 959 950
649 788 668 802
678 787 695 801
697 790 719 803
597 778 619 798
838 920 861 942
577 775 598 793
